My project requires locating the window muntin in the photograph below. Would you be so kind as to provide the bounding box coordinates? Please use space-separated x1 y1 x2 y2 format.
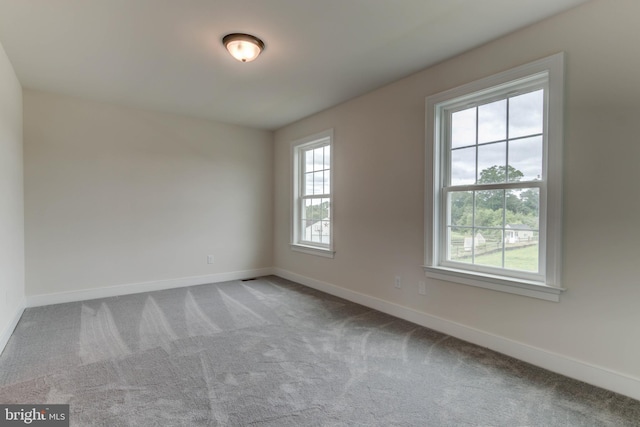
291 130 334 257
425 53 564 301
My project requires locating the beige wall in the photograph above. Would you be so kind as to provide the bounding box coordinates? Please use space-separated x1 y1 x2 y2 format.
0 41 24 341
24 90 273 296
274 0 640 380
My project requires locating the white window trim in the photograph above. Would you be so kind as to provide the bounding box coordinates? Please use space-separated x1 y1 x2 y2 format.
290 129 335 258
424 53 565 302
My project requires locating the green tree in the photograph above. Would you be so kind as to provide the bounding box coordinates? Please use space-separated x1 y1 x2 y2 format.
474 207 503 227
518 189 539 216
305 201 329 221
477 165 526 215
476 189 504 212
451 165 538 230
478 165 524 184
450 192 472 226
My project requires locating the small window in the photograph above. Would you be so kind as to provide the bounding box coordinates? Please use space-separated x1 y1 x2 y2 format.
291 129 334 258
425 54 565 301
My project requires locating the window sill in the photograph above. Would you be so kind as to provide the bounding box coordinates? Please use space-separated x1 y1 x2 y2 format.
423 266 565 302
291 244 335 259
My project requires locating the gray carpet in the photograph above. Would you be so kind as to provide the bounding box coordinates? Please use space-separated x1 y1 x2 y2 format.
1 276 639 426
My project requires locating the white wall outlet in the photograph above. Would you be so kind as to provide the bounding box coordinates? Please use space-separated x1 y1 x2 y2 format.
394 275 402 289
207 255 214 264
418 281 427 295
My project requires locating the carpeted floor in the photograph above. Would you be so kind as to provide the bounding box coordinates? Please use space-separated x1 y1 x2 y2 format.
1 276 639 426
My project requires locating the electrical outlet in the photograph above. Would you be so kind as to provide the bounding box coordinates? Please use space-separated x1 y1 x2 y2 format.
207 255 214 264
418 281 427 295
394 275 402 289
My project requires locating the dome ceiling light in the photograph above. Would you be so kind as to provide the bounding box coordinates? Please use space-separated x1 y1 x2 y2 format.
222 33 265 63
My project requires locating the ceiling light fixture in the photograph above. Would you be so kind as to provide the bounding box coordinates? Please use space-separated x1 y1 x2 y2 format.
222 33 265 63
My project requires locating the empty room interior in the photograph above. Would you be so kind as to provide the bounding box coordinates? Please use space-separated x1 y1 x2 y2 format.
1 0 640 425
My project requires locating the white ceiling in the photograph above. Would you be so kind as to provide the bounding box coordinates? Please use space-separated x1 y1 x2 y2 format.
0 0 588 130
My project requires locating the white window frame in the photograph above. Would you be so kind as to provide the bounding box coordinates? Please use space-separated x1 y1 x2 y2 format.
291 129 335 258
424 53 565 302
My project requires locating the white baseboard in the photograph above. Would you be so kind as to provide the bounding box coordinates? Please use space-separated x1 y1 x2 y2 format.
273 268 640 402
26 268 274 307
0 300 26 356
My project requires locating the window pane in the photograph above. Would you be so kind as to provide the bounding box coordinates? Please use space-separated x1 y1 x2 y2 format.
448 227 473 263
324 145 330 169
302 199 312 221
475 190 504 227
303 197 329 244
318 198 326 221
448 191 473 226
451 146 476 185
451 107 476 148
313 147 324 172
473 228 503 268
505 232 539 272
314 220 322 243
478 99 506 144
304 172 313 195
302 198 327 244
309 199 319 221
321 220 330 244
310 222 319 243
506 189 539 230
324 170 331 194
509 89 543 139
477 142 506 184
505 187 539 273
309 198 321 220
304 149 314 173
302 199 312 242
322 198 330 220
313 171 324 195
509 136 542 182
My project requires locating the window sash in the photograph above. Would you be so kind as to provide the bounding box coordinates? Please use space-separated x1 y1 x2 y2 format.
439 188 544 281
298 196 331 248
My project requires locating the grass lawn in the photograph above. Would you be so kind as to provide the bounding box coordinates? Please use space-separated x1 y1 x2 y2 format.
473 243 538 272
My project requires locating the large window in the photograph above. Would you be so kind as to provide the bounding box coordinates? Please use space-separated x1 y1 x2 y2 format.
291 129 334 258
425 54 564 301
